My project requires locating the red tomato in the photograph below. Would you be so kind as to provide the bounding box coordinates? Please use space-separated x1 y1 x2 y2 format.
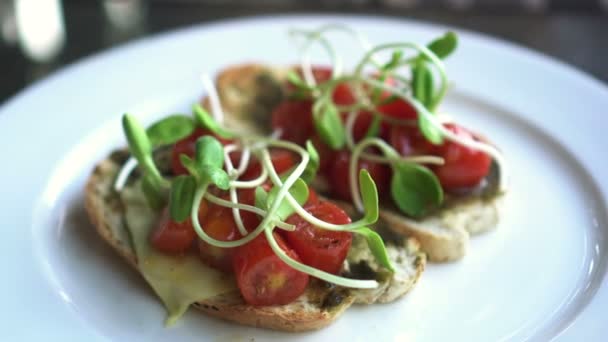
389 125 438 156
433 124 492 190
343 111 389 143
241 149 297 181
233 233 309 306
150 208 200 254
284 201 352 274
310 134 335 174
271 100 315 145
291 66 355 106
171 127 232 175
305 188 319 207
328 150 391 201
198 198 260 272
378 98 417 121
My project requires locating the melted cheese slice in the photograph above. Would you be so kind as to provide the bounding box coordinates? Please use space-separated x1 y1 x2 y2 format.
121 185 237 325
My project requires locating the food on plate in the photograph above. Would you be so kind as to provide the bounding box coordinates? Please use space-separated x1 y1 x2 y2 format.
206 26 507 262
84 25 506 331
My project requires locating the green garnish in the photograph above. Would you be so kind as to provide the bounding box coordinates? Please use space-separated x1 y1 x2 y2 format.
426 31 458 60
300 140 320 183
146 114 195 147
122 114 167 205
169 175 197 222
353 227 395 272
193 104 234 139
390 161 443 217
313 96 345 149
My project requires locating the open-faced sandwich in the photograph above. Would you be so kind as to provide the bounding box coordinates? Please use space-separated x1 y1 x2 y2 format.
85 25 507 331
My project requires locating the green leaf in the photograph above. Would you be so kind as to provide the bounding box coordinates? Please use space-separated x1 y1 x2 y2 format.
122 114 152 163
364 115 382 138
382 50 403 71
195 135 225 169
359 170 379 224
412 61 433 108
179 154 199 177
146 115 195 147
122 114 164 186
390 162 443 217
313 98 345 150
418 113 443 145
141 174 165 210
301 140 319 183
353 227 395 272
267 178 309 221
427 31 458 60
192 104 234 139
286 70 312 90
199 166 231 190
254 186 269 209
169 175 197 222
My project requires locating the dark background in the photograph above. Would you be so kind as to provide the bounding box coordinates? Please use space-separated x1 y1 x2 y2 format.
1 0 607 105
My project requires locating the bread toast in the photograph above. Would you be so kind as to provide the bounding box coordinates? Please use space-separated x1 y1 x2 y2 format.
85 149 425 331
209 63 505 262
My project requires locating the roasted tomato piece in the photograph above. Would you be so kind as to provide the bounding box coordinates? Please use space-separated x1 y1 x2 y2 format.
328 150 391 201
271 100 315 145
171 127 232 175
433 123 492 190
233 233 309 306
284 201 352 274
388 125 439 156
241 149 297 181
150 206 204 254
198 200 259 272
378 98 418 121
310 134 335 174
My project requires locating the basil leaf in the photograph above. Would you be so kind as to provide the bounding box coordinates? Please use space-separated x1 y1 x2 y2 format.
353 227 395 272
141 174 165 211
195 135 225 170
359 169 379 224
390 162 443 217
427 31 458 60
192 104 234 139
122 114 152 163
418 113 443 144
254 186 268 209
146 115 195 147
301 140 319 183
313 98 345 150
267 178 309 221
199 166 231 190
169 175 197 222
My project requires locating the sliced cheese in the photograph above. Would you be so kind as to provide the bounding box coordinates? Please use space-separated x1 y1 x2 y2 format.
121 184 237 325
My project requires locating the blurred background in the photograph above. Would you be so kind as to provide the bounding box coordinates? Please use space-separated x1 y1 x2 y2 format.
0 0 606 104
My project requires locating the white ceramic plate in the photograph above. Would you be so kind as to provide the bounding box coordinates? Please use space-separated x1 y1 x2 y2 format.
2 15 607 341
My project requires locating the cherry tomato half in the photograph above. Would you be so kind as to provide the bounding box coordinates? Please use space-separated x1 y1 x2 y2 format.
198 197 260 272
378 98 418 121
271 100 315 145
328 150 391 201
232 233 309 306
151 208 197 254
241 149 297 181
284 201 352 274
389 125 439 157
433 124 492 190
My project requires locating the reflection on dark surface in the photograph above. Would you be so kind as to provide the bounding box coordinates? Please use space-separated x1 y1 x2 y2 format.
0 0 606 104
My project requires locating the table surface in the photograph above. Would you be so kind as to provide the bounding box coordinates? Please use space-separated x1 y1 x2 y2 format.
1 3 607 105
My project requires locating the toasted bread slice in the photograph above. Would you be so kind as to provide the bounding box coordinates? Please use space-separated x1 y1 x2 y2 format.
85 150 424 331
210 63 505 262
